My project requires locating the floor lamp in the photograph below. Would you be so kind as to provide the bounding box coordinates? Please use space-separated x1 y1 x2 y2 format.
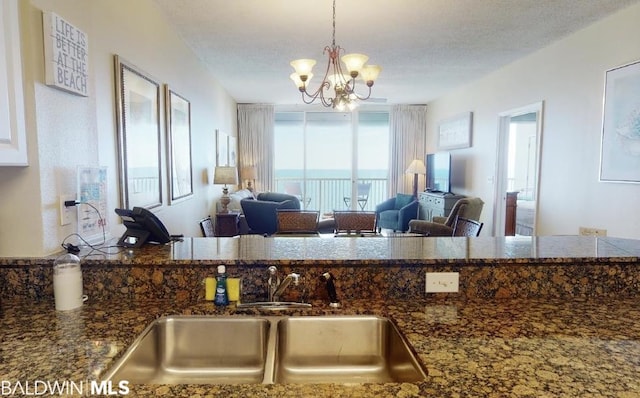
405 159 426 198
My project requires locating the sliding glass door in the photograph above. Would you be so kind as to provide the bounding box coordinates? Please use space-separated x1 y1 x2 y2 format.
355 112 389 212
274 110 389 214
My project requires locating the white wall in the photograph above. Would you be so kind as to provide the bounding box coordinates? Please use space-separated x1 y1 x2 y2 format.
426 2 640 239
0 0 236 256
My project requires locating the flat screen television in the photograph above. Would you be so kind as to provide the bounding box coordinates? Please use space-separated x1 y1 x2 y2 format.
425 152 452 193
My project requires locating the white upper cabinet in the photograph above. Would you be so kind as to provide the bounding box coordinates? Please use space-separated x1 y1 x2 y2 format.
0 0 28 166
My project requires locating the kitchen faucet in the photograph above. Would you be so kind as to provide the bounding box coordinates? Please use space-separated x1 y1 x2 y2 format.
267 265 300 302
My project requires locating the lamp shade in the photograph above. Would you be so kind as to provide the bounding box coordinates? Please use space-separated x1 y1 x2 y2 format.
241 166 258 180
359 65 382 84
405 159 426 175
341 53 369 76
214 166 238 185
290 59 316 78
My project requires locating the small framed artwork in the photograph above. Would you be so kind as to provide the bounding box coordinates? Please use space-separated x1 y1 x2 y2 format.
600 59 640 183
438 112 473 150
165 86 193 203
114 55 162 209
228 135 237 167
216 129 228 166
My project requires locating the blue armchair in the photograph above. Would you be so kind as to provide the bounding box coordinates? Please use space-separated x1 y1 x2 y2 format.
375 193 419 232
240 192 300 235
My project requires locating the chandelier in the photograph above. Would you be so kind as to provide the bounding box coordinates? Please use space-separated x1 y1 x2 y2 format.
289 0 381 111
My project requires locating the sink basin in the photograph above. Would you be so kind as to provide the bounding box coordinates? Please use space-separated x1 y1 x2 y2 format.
103 316 270 384
103 315 426 385
274 316 426 384
236 301 312 311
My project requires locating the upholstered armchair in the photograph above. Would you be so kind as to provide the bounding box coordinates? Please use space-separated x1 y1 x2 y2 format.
240 192 301 235
375 193 419 232
408 197 484 236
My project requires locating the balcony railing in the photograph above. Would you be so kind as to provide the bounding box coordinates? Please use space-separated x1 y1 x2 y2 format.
274 177 388 214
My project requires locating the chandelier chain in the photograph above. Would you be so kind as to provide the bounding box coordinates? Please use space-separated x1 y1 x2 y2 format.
331 0 336 47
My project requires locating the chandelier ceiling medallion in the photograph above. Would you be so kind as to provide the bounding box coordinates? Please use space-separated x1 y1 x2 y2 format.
289 0 381 111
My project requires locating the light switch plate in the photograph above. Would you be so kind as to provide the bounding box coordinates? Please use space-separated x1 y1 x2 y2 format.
425 272 459 293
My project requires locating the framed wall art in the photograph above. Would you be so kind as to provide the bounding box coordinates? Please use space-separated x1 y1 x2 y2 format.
216 129 228 166
166 86 193 203
114 55 162 209
438 112 473 150
600 59 640 183
42 11 88 96
228 135 237 167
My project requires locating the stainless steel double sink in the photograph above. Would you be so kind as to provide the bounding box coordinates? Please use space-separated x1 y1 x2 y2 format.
103 315 427 385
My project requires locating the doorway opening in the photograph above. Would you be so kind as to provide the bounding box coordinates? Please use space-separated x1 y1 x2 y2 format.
494 102 544 236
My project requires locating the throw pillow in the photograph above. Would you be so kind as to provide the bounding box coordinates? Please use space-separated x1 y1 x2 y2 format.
228 189 255 212
394 193 414 210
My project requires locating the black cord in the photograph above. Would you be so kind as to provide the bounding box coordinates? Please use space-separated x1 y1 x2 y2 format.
60 201 125 258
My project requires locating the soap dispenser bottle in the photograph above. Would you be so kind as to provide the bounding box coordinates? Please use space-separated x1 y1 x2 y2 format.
214 265 229 306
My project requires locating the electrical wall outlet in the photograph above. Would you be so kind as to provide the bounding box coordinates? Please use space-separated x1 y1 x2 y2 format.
59 194 75 226
425 272 459 293
579 227 607 237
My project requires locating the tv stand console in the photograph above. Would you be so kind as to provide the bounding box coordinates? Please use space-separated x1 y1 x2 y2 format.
418 191 465 221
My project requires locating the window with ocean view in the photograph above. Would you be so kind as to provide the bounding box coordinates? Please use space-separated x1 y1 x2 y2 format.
274 111 389 214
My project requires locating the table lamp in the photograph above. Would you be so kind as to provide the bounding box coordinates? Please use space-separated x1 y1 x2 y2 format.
405 159 426 198
214 166 238 213
240 166 258 192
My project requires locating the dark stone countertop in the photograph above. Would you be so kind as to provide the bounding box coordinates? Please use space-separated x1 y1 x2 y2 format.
1 235 640 396
1 296 639 397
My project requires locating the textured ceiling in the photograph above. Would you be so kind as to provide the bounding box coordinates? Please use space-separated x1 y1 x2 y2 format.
153 0 639 105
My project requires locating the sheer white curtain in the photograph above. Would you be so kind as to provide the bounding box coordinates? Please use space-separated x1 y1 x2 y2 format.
237 104 275 192
389 105 427 197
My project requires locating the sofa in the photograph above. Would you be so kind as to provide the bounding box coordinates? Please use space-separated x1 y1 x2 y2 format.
240 192 301 235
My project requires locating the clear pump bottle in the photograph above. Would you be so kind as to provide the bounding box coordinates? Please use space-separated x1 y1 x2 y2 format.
214 265 229 306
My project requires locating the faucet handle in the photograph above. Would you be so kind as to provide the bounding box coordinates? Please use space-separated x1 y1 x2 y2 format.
322 272 341 308
267 266 280 293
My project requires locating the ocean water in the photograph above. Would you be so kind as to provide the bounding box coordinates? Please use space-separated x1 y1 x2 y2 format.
274 169 388 213
275 169 387 179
